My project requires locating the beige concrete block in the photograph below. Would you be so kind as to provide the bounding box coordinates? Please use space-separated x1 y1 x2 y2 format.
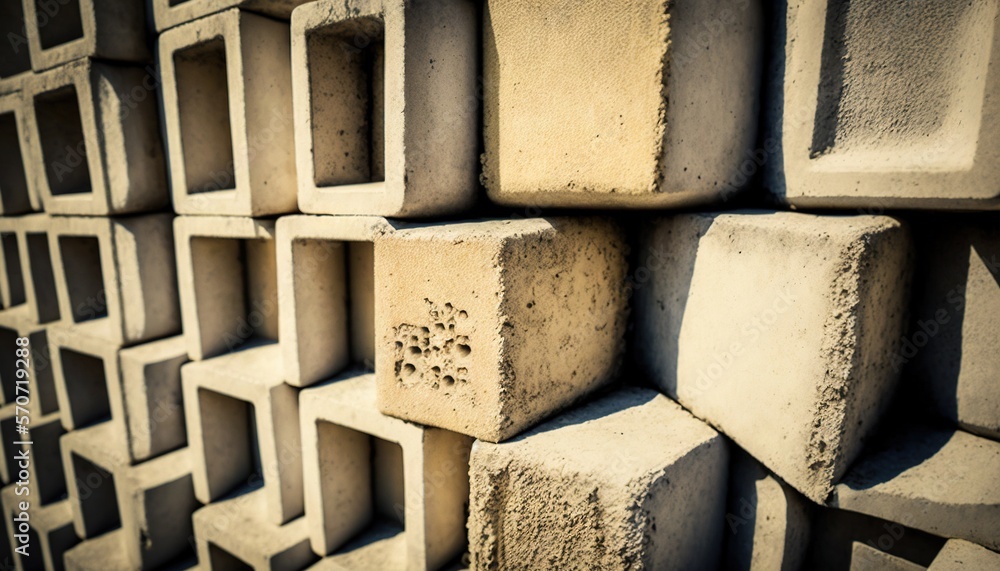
765 0 1000 210
376 218 627 442
49 214 180 345
119 336 188 463
23 411 67 507
833 425 1000 551
850 542 926 571
0 93 41 215
469 388 728 570
0 216 61 328
724 449 812 571
292 0 478 217
192 488 317 571
2 486 78 571
7 326 62 420
181 342 303 525
482 0 762 209
802 508 944 571
50 328 119 431
60 421 129 539
23 0 150 72
0 2 32 86
159 9 297 216
634 211 911 502
174 216 278 361
300 372 472 569
153 0 311 32
25 60 168 215
904 218 1000 440
929 539 1000 570
277 215 394 387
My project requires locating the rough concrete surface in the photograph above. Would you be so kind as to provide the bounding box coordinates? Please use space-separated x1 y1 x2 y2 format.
153 0 313 32
24 0 150 72
929 539 1000 570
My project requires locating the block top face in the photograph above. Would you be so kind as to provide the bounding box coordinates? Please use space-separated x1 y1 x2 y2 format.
0 92 41 215
154 0 311 32
24 0 151 72
771 0 1000 209
482 0 763 209
181 340 283 392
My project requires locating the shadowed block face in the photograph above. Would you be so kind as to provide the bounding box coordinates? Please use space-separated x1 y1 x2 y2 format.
1 232 24 309
35 86 91 196
58 348 111 428
58 236 105 323
0 1 31 77
209 543 254 570
27 233 60 323
0 112 31 213
197 389 263 500
35 0 85 50
71 453 120 537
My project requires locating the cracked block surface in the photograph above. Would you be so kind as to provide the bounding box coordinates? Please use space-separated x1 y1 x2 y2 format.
634 211 912 503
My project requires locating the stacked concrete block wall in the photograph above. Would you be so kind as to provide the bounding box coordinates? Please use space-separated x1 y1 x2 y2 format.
0 0 997 570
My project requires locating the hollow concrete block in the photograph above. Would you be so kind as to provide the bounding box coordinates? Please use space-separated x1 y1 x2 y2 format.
2 485 78 571
23 0 150 72
24 59 167 215
153 0 312 33
0 406 19 486
63 528 132 571
929 540 1000 570
375 218 628 442
469 388 728 570
174 216 278 361
764 0 1000 210
13 325 61 419
0 1 32 90
0 216 61 328
300 372 472 569
181 341 303 525
119 335 188 463
0 93 41 215
23 411 67 507
277 215 393 387
633 211 912 503
292 0 478 217
158 9 297 216
59 421 129 539
482 0 763 209
49 327 123 431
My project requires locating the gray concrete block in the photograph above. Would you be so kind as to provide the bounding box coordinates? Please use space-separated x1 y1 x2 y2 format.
158 9 297 216
153 0 312 32
2 486 78 571
469 388 728 570
292 0 478 217
929 540 1000 570
0 93 41 215
50 328 119 431
23 0 150 72
634 211 911 502
0 216 61 328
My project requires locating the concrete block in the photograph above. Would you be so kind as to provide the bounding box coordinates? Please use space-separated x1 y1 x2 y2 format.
482 0 762 209
802 508 944 571
904 217 1000 439
0 2 32 86
158 9 296 216
60 421 129 539
764 0 1000 210
49 214 180 345
300 372 472 569
375 218 627 442
119 336 188 463
63 528 132 571
24 59 168 215
192 488 316 571
292 0 478 217
633 211 911 503
174 216 277 361
23 0 150 72
2 486 78 571
23 411 67 507
850 542 926 571
277 215 393 387
929 540 1000 570
0 216 61 328
50 328 123 431
469 388 728 570
834 424 1000 551
0 93 41 215
153 0 311 33
14 326 61 419
0 406 20 486
724 448 812 571
181 341 303 525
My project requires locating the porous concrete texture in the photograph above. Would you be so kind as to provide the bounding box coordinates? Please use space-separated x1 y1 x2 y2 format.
375 218 628 442
48 213 180 345
850 542 926 571
292 0 478 217
764 0 1000 210
634 211 912 503
0 215 60 327
834 425 1000 551
300 372 472 569
1 486 78 571
468 388 728 570
181 341 303 525
159 9 297 216
153 0 313 33
59 421 129 539
0 92 41 215
119 335 188 462
23 0 150 72
482 0 763 209
24 59 168 215
277 215 393 387
929 539 1000 570
174 215 278 361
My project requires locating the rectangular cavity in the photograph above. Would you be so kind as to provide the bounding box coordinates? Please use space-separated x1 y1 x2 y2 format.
35 0 85 49
34 86 91 195
58 236 106 323
307 17 385 187
197 389 262 500
0 2 31 77
0 112 32 213
208 544 253 570
190 237 277 356
59 348 111 427
173 38 236 194
2 233 25 308
0 327 18 403
30 417 66 504
71 453 120 537
27 233 60 323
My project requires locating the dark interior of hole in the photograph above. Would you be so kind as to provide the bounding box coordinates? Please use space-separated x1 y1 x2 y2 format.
0 1 31 77
202 389 263 499
26 233 60 323
60 348 111 427
2 233 25 307
35 86 91 196
72 453 120 537
35 0 85 50
208 543 254 571
370 436 405 528
58 236 106 323
0 112 32 212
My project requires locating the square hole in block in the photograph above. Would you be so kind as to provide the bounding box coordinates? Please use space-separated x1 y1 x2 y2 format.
28 330 60 416
71 453 120 537
0 327 19 403
34 86 91 196
173 38 237 194
58 236 106 323
58 348 111 427
317 422 405 550
7 512 42 571
208 543 253 570
35 0 85 49
31 419 66 504
197 389 263 500
0 2 31 77
1 233 25 308
190 237 278 355
0 112 32 213
26 233 60 323
307 17 385 187
0 415 18 481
